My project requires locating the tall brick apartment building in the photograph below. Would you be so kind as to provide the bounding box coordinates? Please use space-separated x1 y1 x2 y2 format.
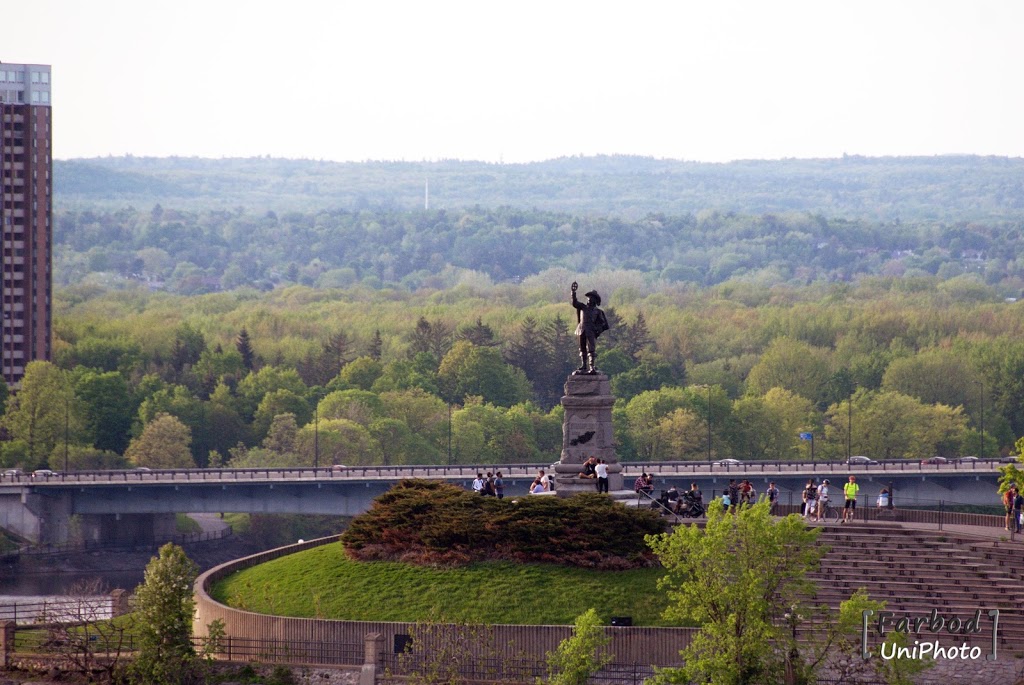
0 62 51 389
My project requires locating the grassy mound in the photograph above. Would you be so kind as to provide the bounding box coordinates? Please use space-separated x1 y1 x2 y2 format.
342 480 666 569
211 542 672 625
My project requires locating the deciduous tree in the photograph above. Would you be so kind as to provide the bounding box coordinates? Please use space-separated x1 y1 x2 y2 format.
2 361 77 465
546 609 613 685
647 499 825 685
130 543 199 685
125 413 195 469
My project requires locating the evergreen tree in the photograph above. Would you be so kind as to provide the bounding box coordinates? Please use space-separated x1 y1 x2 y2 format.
235 327 256 370
504 317 553 403
368 329 384 361
320 330 356 382
536 315 577 408
409 317 433 357
620 311 654 361
457 317 498 346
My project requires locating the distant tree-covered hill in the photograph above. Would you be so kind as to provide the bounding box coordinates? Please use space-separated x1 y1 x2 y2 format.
55 154 1024 221
52 202 1024 299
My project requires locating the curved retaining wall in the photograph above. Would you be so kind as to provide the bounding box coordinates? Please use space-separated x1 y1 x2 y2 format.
193 536 694 666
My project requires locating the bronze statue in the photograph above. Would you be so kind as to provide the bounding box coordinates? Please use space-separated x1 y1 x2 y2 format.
571 281 609 374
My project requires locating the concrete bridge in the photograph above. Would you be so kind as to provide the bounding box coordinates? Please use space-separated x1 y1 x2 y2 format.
0 459 1009 545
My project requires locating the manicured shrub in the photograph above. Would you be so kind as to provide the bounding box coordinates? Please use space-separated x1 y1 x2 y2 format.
342 480 665 569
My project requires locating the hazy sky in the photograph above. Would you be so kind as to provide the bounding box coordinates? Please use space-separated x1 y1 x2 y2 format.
6 0 1023 163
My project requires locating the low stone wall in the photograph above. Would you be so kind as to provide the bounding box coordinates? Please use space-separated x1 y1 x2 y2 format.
193 536 695 666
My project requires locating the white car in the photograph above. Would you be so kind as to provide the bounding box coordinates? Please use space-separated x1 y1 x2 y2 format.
32 469 56 478
846 455 878 465
713 459 742 466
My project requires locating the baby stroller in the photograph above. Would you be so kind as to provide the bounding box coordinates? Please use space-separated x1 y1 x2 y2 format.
676 490 705 518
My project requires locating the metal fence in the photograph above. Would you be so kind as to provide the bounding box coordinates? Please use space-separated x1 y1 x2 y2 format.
201 635 364 665
382 652 658 685
10 627 364 667
0 597 114 625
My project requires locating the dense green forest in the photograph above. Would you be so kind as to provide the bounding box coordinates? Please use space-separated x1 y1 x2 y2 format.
1 276 1020 473
2 155 1022 474
53 156 1024 297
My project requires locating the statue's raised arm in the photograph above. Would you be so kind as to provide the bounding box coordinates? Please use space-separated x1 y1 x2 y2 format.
570 281 608 375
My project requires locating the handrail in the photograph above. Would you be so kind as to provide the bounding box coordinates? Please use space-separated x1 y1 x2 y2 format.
635 489 681 523
0 457 1011 487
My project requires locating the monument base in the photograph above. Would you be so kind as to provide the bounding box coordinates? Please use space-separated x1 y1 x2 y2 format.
553 373 622 497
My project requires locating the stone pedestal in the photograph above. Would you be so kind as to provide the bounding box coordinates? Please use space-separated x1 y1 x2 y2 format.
553 373 623 496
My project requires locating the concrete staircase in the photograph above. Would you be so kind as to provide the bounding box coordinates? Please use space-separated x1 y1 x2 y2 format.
809 524 1024 653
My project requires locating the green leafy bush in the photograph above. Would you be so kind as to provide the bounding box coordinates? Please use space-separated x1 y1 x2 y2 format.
342 480 665 569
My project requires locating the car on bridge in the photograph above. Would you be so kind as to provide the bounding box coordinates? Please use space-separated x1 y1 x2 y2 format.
712 459 742 466
846 455 878 465
31 469 57 479
921 456 948 465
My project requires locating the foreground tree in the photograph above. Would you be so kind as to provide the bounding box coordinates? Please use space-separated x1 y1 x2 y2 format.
130 543 199 685
546 608 613 685
647 499 826 685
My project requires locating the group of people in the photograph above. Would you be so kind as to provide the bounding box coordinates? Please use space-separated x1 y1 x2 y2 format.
471 471 505 499
722 479 762 508
800 475 865 523
529 469 554 494
1002 482 1024 533
578 455 611 493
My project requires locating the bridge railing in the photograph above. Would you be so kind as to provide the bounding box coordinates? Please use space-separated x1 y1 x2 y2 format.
0 457 1011 486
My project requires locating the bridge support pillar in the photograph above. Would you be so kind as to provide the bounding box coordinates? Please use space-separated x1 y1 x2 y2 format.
78 513 177 547
0 489 73 544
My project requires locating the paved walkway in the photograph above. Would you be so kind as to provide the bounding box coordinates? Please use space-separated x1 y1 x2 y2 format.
187 512 232 536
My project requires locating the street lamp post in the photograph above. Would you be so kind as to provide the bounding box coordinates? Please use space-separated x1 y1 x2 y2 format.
314 404 319 469
707 385 712 462
979 381 985 459
64 396 69 472
847 388 854 461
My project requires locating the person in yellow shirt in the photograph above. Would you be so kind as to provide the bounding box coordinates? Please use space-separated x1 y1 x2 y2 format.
842 475 860 523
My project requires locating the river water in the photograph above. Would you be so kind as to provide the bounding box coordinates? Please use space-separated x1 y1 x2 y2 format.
0 569 145 596
0 567 144 625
